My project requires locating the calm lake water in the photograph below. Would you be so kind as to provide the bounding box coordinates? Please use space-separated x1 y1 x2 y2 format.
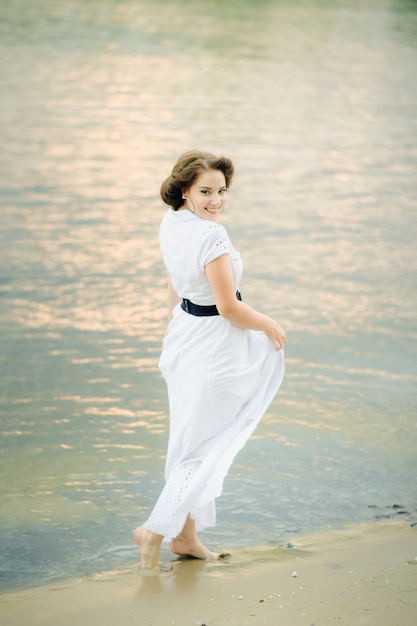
1 0 416 592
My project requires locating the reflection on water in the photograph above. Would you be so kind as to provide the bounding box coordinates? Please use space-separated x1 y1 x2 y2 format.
1 0 416 592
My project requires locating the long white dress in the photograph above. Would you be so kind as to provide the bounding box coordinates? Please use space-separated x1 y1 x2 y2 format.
143 208 285 540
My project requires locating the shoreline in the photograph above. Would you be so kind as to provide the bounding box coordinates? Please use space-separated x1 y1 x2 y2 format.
1 519 416 625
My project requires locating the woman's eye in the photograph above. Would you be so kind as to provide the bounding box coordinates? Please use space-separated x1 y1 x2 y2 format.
199 189 226 196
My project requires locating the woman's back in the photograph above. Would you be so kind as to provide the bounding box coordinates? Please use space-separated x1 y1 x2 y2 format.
159 208 240 306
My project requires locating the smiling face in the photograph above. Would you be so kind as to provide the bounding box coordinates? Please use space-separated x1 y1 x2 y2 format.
182 169 228 222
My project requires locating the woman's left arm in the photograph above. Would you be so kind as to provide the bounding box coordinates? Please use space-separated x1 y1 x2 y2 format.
205 254 287 351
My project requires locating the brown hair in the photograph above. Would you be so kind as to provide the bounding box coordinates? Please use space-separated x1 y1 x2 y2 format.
160 150 234 210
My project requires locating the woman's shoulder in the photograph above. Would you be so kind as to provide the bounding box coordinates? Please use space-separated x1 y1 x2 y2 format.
199 220 229 239
159 209 230 245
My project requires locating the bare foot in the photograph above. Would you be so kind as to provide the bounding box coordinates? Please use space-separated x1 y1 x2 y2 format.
133 526 163 570
170 536 219 561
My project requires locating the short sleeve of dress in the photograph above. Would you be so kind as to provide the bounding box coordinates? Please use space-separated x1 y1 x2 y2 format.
199 223 231 267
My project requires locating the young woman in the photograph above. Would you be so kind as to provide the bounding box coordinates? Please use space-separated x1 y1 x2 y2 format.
134 150 286 569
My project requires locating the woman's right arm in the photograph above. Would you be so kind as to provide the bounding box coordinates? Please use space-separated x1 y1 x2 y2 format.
205 254 287 351
167 277 181 322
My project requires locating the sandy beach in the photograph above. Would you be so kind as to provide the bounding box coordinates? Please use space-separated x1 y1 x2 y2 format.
1 519 415 626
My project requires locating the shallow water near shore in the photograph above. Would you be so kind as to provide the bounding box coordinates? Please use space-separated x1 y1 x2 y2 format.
1 0 416 593
2 520 416 626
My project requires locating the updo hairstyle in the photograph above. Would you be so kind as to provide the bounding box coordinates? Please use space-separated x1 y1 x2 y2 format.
160 150 234 210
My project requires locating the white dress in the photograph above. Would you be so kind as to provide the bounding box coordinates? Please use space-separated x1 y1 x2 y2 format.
143 208 285 540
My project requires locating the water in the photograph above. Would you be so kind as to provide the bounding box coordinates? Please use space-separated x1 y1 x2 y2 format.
1 0 416 593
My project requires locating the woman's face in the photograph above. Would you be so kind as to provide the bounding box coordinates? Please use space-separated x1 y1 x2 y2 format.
182 169 227 222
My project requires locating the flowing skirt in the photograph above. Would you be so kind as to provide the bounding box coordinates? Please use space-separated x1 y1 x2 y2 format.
143 304 285 540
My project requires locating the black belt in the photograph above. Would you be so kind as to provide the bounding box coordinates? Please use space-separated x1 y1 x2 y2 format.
181 291 242 317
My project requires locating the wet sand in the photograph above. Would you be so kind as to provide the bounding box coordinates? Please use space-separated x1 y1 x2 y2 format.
1 520 416 626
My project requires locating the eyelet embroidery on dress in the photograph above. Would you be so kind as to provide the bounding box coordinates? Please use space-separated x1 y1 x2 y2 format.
144 459 203 538
200 224 230 266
